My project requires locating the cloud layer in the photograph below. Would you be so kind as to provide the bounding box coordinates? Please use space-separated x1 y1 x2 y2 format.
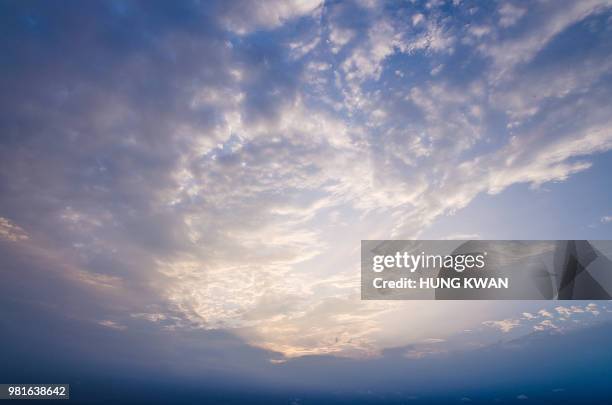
1 0 612 356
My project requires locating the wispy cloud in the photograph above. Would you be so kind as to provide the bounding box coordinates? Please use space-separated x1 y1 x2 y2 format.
98 320 127 330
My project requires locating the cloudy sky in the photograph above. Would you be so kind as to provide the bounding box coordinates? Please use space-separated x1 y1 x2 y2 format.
2 0 612 401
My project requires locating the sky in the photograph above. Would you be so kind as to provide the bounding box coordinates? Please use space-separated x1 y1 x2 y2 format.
2 0 612 402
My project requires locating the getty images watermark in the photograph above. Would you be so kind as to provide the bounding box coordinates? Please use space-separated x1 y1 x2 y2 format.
361 240 612 300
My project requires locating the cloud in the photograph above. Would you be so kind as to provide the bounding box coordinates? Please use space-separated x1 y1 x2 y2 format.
98 320 127 330
328 26 355 54
340 18 403 83
538 310 554 318
483 319 520 333
534 319 558 331
131 313 168 322
480 0 612 80
0 217 29 242
482 302 612 336
218 0 323 35
498 2 527 28
602 216 612 223
2 0 612 358
412 13 425 27
555 306 585 317
586 303 601 316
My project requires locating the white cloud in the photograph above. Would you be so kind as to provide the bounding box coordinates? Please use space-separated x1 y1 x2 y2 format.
131 313 168 322
341 19 401 83
289 36 321 60
538 309 554 318
412 13 425 26
482 0 612 81
534 319 558 331
329 26 355 54
405 21 455 54
498 3 527 28
422 338 445 343
0 217 28 242
586 303 600 316
468 25 491 38
483 318 520 333
98 320 127 330
555 305 586 317
220 0 323 35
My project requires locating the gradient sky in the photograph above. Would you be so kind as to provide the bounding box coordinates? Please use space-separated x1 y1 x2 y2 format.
2 0 612 402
